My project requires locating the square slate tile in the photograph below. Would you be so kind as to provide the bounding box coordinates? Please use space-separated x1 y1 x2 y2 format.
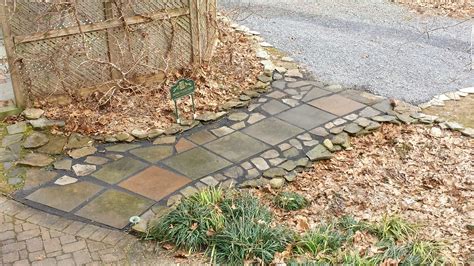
277 104 336 130
187 130 217 145
130 146 174 163
309 94 366 116
120 166 191 201
339 89 384 105
302 87 332 102
92 158 148 184
242 118 304 145
261 100 290 115
163 147 231 179
75 189 153 229
26 182 102 212
204 132 269 163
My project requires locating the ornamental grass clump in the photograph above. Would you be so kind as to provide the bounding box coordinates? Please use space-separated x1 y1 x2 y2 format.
274 191 309 211
294 223 345 257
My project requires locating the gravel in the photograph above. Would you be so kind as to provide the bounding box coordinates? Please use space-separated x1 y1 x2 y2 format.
220 0 473 104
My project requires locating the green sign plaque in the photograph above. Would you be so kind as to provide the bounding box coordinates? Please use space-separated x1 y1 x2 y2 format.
170 79 196 123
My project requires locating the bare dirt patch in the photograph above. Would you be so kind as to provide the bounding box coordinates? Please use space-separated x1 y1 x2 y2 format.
423 95 474 128
37 18 262 136
393 0 474 18
256 124 473 262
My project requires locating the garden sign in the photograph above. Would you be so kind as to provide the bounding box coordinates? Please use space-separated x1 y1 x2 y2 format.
170 79 196 123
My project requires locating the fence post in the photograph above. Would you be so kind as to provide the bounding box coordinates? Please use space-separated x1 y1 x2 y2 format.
189 0 202 64
204 0 217 61
0 4 26 108
103 1 121 80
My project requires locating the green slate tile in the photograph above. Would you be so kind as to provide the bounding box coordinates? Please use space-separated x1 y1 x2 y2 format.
92 158 148 184
26 182 102 212
163 147 231 180
75 189 153 229
130 146 174 163
204 132 269 163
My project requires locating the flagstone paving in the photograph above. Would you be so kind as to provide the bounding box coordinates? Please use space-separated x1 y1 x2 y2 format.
10 76 401 231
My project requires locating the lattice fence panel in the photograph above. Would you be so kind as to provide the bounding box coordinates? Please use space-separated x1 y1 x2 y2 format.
1 0 217 102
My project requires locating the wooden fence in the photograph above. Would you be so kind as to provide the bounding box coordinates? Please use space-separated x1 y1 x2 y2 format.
0 0 217 107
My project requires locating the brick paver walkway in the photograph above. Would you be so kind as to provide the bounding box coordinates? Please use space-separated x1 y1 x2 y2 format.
0 195 173 265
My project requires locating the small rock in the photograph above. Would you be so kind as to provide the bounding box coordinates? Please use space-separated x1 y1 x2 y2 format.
289 139 303 150
278 143 292 151
303 140 319 147
280 160 297 171
260 42 273 47
68 147 97 159
29 118 65 129
114 132 130 141
372 115 396 123
430 127 443 138
54 159 72 170
251 157 270 171
282 98 299 107
332 132 350 146
147 129 164 139
281 57 294 62
333 118 346 126
243 90 260 98
461 128 474 137
247 168 260 179
72 164 96 176
306 145 333 161
180 186 199 197
239 178 270 188
365 122 381 131
201 176 219 187
323 139 334 150
446 121 464 131
396 113 416 124
459 87 474 94
344 114 358 121
164 125 183 135
231 122 246 130
275 66 287 73
256 50 270 60
7 122 27 135
283 147 300 158
211 126 234 137
247 113 266 124
270 178 285 189
257 74 272 83
311 127 329 137
54 175 78 186
355 117 371 127
261 149 280 159
324 122 335 129
85 156 109 165
329 126 345 135
23 132 49 149
153 136 176 145
22 108 44 120
359 107 381 117
284 171 297 182
297 133 312 141
269 158 286 166
223 166 245 179
239 95 252 101
221 100 247 110
195 111 227 122
286 69 303 78
66 133 93 149
344 123 363 135
17 153 54 167
131 129 148 139
263 168 286 178
228 112 249 122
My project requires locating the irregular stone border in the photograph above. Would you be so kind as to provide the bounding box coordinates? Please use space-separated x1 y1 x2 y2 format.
417 87 474 137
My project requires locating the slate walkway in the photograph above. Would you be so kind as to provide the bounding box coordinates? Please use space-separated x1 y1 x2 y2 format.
12 77 392 230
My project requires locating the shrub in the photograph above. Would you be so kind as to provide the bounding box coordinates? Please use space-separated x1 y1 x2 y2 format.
209 217 293 264
147 188 226 252
220 192 273 223
402 240 444 265
371 215 418 241
274 192 309 211
295 223 345 257
343 252 379 266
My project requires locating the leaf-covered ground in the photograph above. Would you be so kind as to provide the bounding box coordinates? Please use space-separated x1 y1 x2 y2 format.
38 18 262 136
256 124 473 262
